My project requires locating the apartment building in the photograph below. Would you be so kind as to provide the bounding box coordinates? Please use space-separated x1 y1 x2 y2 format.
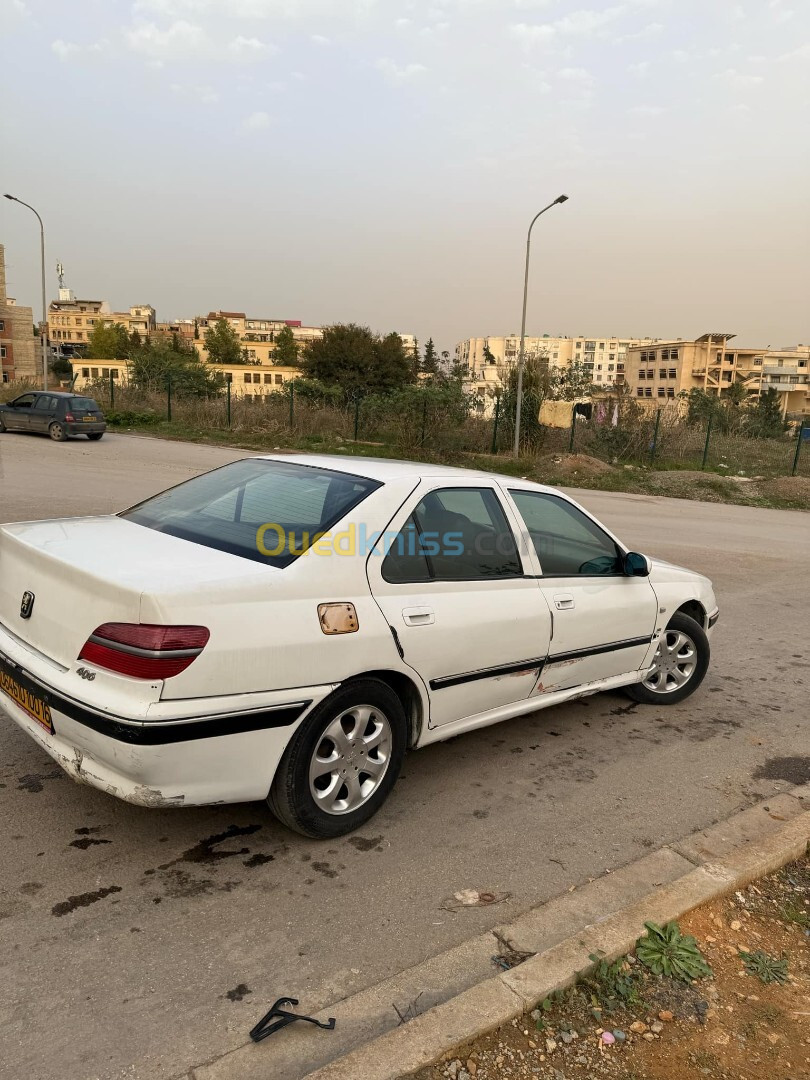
48 287 157 356
457 334 659 402
196 311 417 366
626 334 810 417
71 360 302 398
0 244 38 381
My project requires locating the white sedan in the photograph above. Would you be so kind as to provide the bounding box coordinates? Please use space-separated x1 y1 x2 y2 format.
0 455 718 837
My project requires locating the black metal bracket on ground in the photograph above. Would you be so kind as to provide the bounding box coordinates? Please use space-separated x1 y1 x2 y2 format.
249 998 336 1043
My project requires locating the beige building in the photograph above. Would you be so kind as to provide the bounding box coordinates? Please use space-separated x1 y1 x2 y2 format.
72 360 303 399
0 244 38 382
457 334 660 408
196 310 416 367
48 287 157 355
625 334 810 418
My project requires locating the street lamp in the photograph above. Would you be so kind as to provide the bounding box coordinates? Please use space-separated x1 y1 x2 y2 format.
513 194 568 455
4 193 48 390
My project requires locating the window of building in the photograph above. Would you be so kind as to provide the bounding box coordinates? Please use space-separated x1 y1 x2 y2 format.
661 349 669 361
91 368 99 377
637 387 644 397
645 387 653 397
639 371 646 380
609 353 615 362
111 370 118 379
509 490 622 577
722 371 732 382
597 364 602 370
381 487 522 584
659 368 667 379
667 387 675 398
101 368 109 377
0 320 4 331
2 372 7 382
668 368 677 378
244 373 251 383
264 374 272 384
0 346 6 359
608 364 614 371
670 348 679 359
617 364 625 372
598 342 605 350
82 368 90 378
596 374 602 381
275 374 283 384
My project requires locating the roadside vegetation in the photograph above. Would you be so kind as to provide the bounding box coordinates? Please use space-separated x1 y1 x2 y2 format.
3 329 808 511
413 857 810 1080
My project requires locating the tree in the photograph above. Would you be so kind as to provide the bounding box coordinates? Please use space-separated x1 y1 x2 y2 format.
301 324 416 396
272 324 300 367
87 321 131 359
422 338 439 377
204 318 244 365
747 387 787 439
129 339 224 397
497 352 595 449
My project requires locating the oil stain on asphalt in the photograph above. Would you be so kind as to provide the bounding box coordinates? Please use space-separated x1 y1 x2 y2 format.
753 756 810 785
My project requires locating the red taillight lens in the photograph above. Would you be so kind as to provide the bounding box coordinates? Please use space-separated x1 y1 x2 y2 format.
65 413 75 421
78 623 210 679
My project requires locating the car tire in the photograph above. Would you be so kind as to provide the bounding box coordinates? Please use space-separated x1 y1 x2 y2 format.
49 422 68 442
87 432 104 441
625 612 709 705
268 678 407 839
0 415 6 432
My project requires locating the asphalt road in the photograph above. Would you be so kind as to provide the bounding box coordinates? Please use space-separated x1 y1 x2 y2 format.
1 431 808 1080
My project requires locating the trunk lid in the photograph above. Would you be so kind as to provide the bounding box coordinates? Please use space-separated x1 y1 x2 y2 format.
0 516 275 670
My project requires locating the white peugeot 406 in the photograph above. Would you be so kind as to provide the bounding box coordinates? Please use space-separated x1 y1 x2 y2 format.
0 455 718 837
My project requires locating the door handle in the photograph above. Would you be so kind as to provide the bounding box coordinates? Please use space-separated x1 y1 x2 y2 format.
402 606 435 626
553 593 575 610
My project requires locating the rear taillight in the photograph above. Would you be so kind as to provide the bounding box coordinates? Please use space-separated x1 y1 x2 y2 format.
65 413 75 421
78 623 210 679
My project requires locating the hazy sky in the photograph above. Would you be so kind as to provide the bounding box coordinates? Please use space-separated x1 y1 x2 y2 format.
2 0 808 354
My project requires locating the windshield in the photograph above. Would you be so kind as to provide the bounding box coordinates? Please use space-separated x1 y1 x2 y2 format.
120 458 381 567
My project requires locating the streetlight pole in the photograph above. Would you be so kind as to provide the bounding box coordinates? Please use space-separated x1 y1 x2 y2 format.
4 194 48 390
512 194 568 455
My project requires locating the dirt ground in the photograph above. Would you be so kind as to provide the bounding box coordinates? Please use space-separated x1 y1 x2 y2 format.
410 858 810 1080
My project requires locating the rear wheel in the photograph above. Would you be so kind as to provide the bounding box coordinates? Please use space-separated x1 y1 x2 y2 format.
49 422 67 442
269 678 407 838
625 612 709 705
0 415 6 432
87 432 104 441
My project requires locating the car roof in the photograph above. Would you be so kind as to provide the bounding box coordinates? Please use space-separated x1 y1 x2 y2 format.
30 391 91 398
255 452 556 491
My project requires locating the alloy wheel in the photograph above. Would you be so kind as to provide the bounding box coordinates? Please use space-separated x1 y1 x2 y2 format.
308 705 392 816
642 630 697 694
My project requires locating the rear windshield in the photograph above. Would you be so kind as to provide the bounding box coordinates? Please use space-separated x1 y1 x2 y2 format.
120 459 381 567
69 397 99 410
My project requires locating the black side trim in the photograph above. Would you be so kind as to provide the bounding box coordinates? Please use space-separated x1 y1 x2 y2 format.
430 657 545 691
708 611 720 628
0 652 310 745
389 625 405 660
546 635 653 665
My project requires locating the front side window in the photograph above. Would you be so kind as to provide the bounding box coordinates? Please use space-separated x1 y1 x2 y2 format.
122 459 380 567
510 490 622 576
12 394 35 409
382 487 521 583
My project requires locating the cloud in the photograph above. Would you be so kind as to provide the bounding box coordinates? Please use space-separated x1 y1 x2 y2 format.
311 33 330 43
558 65 594 84
713 68 765 86
51 39 80 59
629 60 650 76
227 34 271 56
126 19 207 59
628 104 664 115
170 82 220 103
243 110 272 128
375 57 427 82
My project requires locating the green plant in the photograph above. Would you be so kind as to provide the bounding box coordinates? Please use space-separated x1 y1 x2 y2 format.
780 900 809 929
581 951 643 1012
636 921 712 981
740 949 789 984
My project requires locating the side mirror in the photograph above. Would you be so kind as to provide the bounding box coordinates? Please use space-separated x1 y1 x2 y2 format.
624 551 650 577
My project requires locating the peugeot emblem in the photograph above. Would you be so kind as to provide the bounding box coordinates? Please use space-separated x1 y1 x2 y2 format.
20 591 35 620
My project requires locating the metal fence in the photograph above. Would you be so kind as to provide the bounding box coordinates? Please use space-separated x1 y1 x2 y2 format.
2 377 807 478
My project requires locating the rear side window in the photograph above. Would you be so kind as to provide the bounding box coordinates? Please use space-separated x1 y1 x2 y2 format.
382 487 521 583
121 459 381 567
68 397 99 410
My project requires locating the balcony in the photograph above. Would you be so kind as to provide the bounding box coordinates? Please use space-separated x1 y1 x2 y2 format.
762 365 804 376
692 368 707 375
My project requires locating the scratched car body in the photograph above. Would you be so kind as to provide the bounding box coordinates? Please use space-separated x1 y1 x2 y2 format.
0 455 718 837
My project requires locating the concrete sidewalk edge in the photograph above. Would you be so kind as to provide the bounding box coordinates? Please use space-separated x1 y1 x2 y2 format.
298 794 809 1080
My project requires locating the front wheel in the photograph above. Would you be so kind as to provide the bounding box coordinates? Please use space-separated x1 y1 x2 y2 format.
625 612 709 705
49 422 67 442
268 678 407 838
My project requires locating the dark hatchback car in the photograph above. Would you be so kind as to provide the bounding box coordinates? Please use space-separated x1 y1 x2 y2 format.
0 391 106 441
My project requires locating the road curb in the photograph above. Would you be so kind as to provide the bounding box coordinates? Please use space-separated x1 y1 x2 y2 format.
299 794 809 1080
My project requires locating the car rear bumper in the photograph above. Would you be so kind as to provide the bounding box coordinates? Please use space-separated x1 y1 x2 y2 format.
0 642 333 807
65 423 106 434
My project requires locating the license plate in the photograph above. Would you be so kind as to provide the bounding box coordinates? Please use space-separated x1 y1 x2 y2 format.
0 658 54 733
82 416 95 422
